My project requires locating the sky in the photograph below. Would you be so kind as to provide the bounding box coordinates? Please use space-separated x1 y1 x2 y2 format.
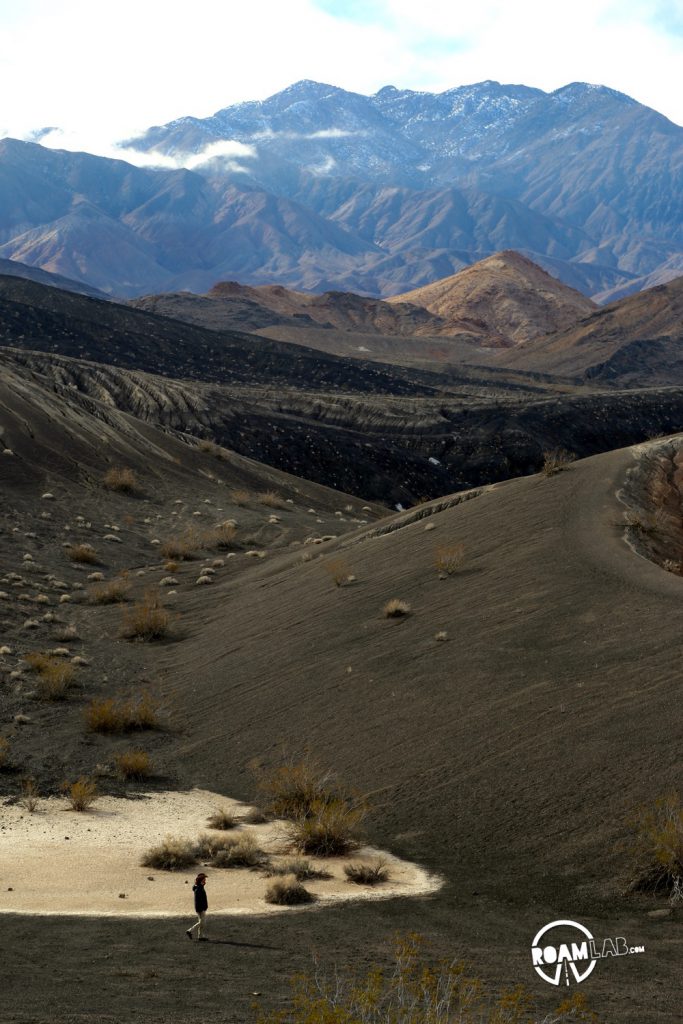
0 0 681 165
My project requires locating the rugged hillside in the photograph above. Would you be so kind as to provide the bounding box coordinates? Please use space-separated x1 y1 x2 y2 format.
498 275 683 383
1 79 681 297
132 251 596 349
388 250 597 346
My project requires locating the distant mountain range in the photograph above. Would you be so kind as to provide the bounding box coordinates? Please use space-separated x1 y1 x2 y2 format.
0 79 681 299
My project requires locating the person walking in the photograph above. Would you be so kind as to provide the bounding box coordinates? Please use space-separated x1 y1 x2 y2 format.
186 872 208 941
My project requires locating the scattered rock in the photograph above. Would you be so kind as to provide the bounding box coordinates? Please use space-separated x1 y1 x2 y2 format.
647 908 673 919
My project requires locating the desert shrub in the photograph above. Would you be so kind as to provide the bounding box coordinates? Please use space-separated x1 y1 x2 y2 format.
264 874 313 906
629 791 683 895
434 543 465 575
198 439 221 456
88 576 130 605
63 776 98 812
541 449 575 476
254 754 336 820
114 748 153 780
21 777 40 812
201 522 237 550
257 490 286 509
323 558 353 587
25 653 76 701
142 835 197 871
193 831 240 859
383 598 411 618
68 544 99 564
103 467 140 494
0 736 9 768
230 489 251 506
344 858 390 885
267 858 331 882
163 560 180 572
121 590 171 640
287 797 366 857
210 833 266 868
85 692 161 733
206 807 238 830
160 528 203 561
241 806 268 824
258 934 599 1024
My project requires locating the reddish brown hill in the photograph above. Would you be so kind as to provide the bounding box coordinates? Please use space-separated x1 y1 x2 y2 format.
389 250 597 346
498 275 683 381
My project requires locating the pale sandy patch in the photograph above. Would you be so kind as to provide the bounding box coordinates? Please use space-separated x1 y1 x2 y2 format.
0 788 441 917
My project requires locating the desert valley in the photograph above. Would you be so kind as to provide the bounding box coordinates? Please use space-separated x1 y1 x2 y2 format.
0 58 682 1024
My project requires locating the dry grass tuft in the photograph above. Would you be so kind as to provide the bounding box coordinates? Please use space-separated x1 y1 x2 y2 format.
88 575 130 605
114 748 153 780
210 834 266 868
68 544 99 565
63 776 98 812
25 652 76 700
206 807 239 830
257 490 286 509
230 489 251 506
628 791 683 895
267 858 331 881
103 467 140 494
163 560 180 572
323 558 353 587
434 543 465 575
344 858 390 885
21 777 40 812
85 692 161 734
264 874 313 905
121 589 171 641
541 449 575 476
160 528 203 561
201 522 237 550
383 598 411 618
254 755 336 821
142 835 197 871
287 797 367 857
0 736 9 768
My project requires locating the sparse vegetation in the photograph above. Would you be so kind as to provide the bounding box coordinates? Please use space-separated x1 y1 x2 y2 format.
210 833 266 868
160 528 202 561
323 558 353 586
114 748 153 780
344 857 390 885
287 797 366 857
88 575 130 604
20 777 40 812
68 543 99 564
257 490 286 509
25 652 76 701
121 589 171 640
103 467 140 494
254 754 336 820
541 449 575 476
85 692 161 733
201 522 237 550
629 791 683 895
63 776 98 812
383 598 411 618
434 543 465 575
206 807 239 830
0 736 9 768
142 835 197 871
267 858 331 881
230 489 251 506
258 934 600 1024
264 874 313 905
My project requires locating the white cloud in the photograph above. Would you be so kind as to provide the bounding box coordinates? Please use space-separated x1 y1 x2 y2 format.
29 128 256 172
0 0 680 155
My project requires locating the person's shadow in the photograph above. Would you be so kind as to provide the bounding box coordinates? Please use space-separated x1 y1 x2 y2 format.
200 938 282 951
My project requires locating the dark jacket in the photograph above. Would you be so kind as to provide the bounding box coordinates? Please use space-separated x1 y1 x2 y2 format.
193 883 208 913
